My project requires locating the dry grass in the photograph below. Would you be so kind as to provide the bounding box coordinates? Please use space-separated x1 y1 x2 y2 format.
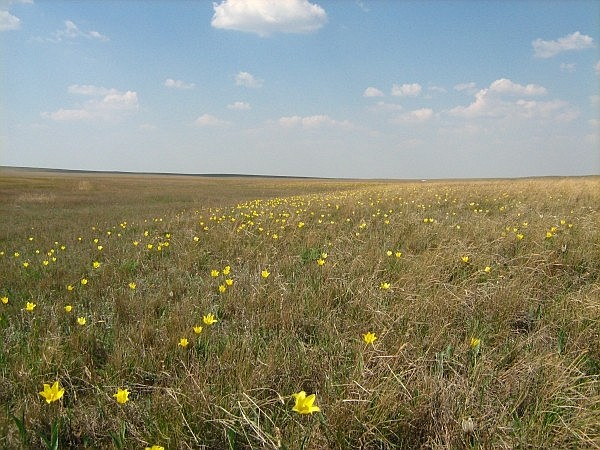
0 169 598 449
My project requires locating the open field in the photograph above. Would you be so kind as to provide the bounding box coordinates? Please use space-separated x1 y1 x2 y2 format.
1 170 599 449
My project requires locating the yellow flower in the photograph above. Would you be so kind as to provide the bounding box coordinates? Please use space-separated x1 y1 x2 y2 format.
25 302 36 311
97 245 103 251
546 231 553 239
81 278 88 286
92 261 101 269
516 233 524 240
225 278 234 286
316 258 325 266
193 325 203 334
203 313 217 325
386 250 393 257
395 251 402 258
147 244 153 250
470 337 481 349
64 305 72 313
39 381 64 404
484 266 491 273
261 269 270 279
461 256 469 263
178 338 189 348
291 391 320 414
67 284 74 291
211 269 220 277
22 262 29 268
363 332 377 344
223 265 231 275
380 282 391 290
77 317 86 326
113 388 130 404
145 446 164 450
128 282 136 290
218 285 227 293
1 296 8 305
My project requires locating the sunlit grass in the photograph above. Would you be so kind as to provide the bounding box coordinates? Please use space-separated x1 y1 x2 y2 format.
0 170 599 448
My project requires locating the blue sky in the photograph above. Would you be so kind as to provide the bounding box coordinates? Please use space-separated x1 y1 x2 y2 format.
2 0 599 178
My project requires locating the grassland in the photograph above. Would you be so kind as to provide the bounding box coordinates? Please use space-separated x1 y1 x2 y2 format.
1 169 599 449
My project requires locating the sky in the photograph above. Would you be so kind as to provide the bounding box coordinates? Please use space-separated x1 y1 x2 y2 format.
1 0 599 179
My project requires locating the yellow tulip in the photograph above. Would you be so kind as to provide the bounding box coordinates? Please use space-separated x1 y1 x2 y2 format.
363 332 377 344
39 381 64 404
291 391 320 414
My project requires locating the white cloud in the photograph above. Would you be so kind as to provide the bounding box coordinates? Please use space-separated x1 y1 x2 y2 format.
532 31 594 58
391 83 422 97
194 114 229 127
489 78 547 96
46 20 108 43
450 88 503 118
515 99 578 122
164 78 195 89
227 101 251 110
363 87 384 97
235 71 263 88
212 0 327 37
394 108 434 124
278 114 352 129
449 78 576 122
0 0 31 32
42 85 138 121
0 10 20 31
